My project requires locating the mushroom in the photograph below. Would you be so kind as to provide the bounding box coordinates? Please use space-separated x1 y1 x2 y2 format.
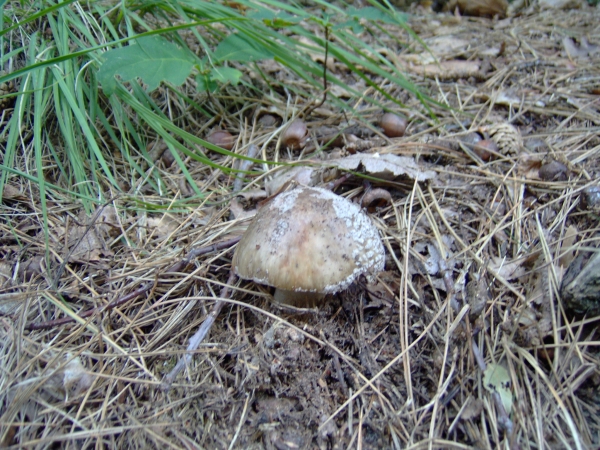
232 186 385 307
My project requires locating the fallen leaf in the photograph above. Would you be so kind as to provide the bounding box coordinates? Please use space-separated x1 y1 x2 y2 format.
425 36 471 55
18 256 44 280
229 197 257 220
410 60 482 80
331 153 436 182
44 352 94 400
460 397 484 420
96 205 120 238
562 37 600 59
494 90 521 107
559 225 577 269
489 257 525 281
297 36 335 71
266 166 322 196
146 216 179 242
1 184 28 202
65 226 112 262
483 363 513 414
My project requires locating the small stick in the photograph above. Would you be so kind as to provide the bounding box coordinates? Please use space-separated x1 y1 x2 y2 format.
162 271 237 389
25 237 241 331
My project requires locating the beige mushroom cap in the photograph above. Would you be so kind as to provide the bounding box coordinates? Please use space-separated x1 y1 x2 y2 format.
232 186 385 296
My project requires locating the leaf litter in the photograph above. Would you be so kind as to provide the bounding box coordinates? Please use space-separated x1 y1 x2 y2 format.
1 2 600 449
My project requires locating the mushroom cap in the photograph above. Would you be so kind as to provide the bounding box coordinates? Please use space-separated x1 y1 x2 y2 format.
232 186 385 295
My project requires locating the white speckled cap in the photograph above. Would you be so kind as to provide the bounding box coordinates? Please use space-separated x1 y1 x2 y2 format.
232 186 385 295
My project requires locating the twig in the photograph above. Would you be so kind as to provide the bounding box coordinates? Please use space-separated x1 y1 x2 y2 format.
25 237 241 331
162 271 237 389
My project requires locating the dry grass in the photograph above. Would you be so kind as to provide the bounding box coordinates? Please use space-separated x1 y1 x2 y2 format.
1 5 600 450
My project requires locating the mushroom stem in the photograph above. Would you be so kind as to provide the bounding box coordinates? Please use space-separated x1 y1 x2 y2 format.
274 289 324 308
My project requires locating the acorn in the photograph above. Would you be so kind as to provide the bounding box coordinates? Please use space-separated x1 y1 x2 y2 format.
380 113 407 138
206 130 235 151
281 119 309 151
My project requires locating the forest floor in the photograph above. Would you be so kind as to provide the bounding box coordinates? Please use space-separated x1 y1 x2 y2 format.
1 2 600 449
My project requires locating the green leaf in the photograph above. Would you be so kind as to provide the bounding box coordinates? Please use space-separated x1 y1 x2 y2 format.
196 73 218 93
98 36 196 95
209 67 243 85
212 33 273 63
334 19 364 34
483 363 513 414
346 7 406 25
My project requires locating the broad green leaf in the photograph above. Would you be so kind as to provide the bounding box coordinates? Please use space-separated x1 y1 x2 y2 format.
334 19 364 34
212 33 273 63
98 36 196 95
196 73 218 92
209 67 243 85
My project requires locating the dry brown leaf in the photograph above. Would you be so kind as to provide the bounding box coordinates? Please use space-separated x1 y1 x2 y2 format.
559 226 578 269
366 271 398 304
67 227 111 262
423 36 471 57
395 36 470 66
266 166 322 196
297 36 335 71
18 256 44 280
0 262 12 286
489 257 526 281
1 184 27 202
562 37 600 59
494 90 522 107
146 216 179 242
517 154 543 179
460 397 484 421
96 205 120 238
410 60 483 80
43 352 94 400
331 153 436 182
517 263 553 346
229 197 257 220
